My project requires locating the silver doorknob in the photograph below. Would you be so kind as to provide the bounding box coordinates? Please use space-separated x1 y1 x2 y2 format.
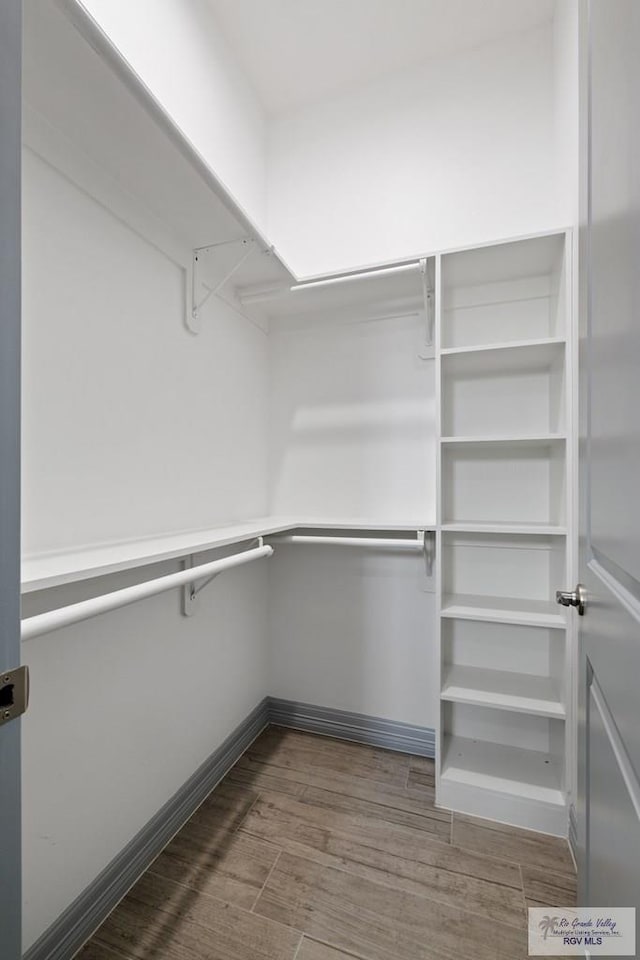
556 584 587 616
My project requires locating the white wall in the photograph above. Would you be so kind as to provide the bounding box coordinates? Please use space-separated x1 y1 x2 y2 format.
268 547 436 726
78 0 269 231
269 315 436 520
553 0 580 226
267 312 436 726
22 148 269 554
267 24 560 276
21 141 271 948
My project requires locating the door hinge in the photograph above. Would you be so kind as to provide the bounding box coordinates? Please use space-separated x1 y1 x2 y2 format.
0 665 29 727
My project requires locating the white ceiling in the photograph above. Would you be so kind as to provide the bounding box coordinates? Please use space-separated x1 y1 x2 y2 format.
207 0 556 115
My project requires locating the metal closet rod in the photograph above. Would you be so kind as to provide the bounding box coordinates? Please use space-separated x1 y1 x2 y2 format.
21 544 273 642
290 261 422 293
268 534 425 550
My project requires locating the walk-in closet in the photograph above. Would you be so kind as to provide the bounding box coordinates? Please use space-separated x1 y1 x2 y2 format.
9 1 636 958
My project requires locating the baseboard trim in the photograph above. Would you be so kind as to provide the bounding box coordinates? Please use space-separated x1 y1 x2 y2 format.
267 697 435 757
24 697 270 960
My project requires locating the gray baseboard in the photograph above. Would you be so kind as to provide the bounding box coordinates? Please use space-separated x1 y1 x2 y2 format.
24 697 270 960
268 697 435 757
24 697 434 960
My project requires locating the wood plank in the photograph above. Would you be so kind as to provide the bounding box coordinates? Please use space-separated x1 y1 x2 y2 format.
77 942 134 960
224 762 306 798
97 871 301 960
148 826 280 910
254 851 529 960
521 865 577 907
299 785 450 835
407 756 435 792
452 813 575 874
247 728 409 787
231 753 436 816
186 781 259 834
240 791 526 926
296 939 366 960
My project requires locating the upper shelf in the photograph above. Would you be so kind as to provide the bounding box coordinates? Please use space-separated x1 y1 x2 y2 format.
22 516 436 594
23 0 294 283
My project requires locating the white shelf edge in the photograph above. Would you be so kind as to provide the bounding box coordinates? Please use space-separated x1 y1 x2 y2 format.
441 522 567 536
441 665 566 719
440 735 566 807
22 516 436 593
440 336 566 357
440 593 566 628
440 434 566 446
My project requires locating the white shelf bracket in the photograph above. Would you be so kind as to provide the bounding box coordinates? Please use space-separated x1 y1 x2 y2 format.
181 538 265 616
420 529 435 578
418 257 435 359
188 238 257 334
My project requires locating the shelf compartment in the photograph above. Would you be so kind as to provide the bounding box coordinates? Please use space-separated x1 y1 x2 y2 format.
441 617 566 689
441 234 567 350
441 592 566 628
441 665 565 718
442 531 566 611
441 440 566 528
440 340 566 437
441 735 565 806
441 701 565 805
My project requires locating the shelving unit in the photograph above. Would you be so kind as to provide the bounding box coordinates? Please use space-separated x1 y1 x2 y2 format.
435 231 572 836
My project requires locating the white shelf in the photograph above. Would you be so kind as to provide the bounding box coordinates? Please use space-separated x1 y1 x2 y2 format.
440 593 566 628
441 735 565 807
441 665 565 718
23 0 294 277
441 522 566 536
440 338 565 377
440 336 565 358
22 516 435 594
290 518 435 532
440 434 565 447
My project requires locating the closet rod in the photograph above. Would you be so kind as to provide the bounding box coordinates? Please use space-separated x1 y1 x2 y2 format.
21 544 273 641
269 535 424 551
290 261 421 293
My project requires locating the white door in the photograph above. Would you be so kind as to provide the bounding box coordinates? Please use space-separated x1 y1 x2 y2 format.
576 0 640 950
0 0 23 956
